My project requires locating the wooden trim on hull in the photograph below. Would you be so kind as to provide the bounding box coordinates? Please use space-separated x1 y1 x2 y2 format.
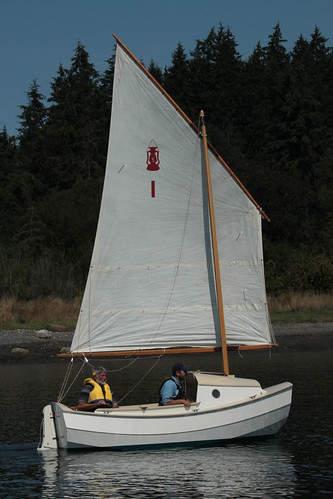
57 343 275 359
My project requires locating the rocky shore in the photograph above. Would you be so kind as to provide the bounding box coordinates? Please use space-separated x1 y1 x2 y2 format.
0 327 74 363
0 322 332 363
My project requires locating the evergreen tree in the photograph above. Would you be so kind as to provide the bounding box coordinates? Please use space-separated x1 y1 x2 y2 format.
306 28 333 252
257 23 290 152
148 59 163 84
16 80 47 187
14 206 49 258
189 27 218 120
188 25 244 162
210 25 243 126
163 43 192 115
0 128 17 239
241 42 266 157
1 27 333 299
0 127 16 176
46 42 102 188
97 52 116 166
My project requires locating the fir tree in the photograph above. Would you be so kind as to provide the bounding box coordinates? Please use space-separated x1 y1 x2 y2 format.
163 43 192 115
46 42 101 188
16 80 47 186
148 59 163 84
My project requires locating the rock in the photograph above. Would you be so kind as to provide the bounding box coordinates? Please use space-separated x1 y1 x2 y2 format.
59 346 71 354
47 324 67 332
37 330 52 339
11 347 29 355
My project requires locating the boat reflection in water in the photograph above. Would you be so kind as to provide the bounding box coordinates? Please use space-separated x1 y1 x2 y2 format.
41 441 296 497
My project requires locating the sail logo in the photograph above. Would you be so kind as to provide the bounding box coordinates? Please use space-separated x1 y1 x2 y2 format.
146 140 159 198
146 140 160 171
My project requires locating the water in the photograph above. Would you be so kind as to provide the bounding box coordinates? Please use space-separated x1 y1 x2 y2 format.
0 341 332 497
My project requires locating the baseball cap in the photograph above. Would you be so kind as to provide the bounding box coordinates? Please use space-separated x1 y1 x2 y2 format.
172 362 190 373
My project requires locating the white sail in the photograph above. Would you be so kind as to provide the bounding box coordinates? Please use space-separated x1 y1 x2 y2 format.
71 43 273 354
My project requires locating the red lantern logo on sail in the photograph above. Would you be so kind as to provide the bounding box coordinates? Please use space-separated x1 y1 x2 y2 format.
146 140 160 171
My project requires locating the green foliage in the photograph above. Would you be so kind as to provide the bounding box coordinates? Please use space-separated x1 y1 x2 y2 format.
264 239 333 295
0 246 78 299
163 42 192 113
1 25 333 299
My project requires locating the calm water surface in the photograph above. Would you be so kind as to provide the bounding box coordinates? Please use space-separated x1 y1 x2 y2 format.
0 340 332 497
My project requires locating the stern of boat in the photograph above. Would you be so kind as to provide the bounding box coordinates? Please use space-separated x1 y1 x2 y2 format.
37 404 58 451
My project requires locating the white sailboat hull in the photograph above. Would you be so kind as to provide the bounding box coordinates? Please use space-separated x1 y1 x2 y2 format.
39 378 292 450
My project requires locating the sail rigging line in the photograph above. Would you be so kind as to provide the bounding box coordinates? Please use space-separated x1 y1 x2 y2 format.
56 358 73 402
57 355 93 404
88 265 92 353
200 110 229 376
116 355 163 405
57 361 87 403
72 269 91 356
266 299 277 346
57 357 92 403
106 356 141 373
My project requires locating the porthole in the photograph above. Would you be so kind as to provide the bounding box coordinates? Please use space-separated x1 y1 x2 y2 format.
212 389 220 399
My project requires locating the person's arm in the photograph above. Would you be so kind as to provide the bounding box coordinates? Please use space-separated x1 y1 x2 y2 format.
165 397 191 407
112 394 119 408
78 384 93 405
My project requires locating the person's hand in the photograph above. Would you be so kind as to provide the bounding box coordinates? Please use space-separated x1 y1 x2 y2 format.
183 399 191 407
113 403 119 408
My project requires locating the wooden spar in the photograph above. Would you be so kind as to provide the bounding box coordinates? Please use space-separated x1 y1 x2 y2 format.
112 34 195 130
57 343 274 360
200 110 229 376
112 34 269 222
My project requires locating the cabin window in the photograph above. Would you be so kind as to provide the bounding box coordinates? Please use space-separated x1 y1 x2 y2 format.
212 389 220 399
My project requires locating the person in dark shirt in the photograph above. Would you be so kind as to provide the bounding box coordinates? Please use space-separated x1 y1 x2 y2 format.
159 362 191 407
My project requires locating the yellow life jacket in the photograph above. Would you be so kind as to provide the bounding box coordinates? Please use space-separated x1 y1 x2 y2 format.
84 378 113 404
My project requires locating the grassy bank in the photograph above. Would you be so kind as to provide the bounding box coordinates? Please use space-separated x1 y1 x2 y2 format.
1 294 333 330
268 294 333 323
0 296 81 330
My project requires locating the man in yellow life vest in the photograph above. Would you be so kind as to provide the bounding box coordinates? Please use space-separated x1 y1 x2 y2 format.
78 367 119 411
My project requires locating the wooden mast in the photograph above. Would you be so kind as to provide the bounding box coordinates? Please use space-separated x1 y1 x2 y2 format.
200 110 229 376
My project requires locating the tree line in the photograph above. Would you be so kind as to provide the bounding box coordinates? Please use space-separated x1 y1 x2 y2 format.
1 23 333 300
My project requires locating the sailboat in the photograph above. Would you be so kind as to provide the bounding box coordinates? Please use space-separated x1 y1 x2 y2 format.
39 35 292 451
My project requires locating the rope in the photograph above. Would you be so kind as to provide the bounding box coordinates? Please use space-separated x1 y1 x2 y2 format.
107 356 141 373
116 355 163 404
57 356 87 403
56 359 74 402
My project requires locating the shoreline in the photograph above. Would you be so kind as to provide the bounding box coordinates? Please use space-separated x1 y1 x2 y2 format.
0 322 332 363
